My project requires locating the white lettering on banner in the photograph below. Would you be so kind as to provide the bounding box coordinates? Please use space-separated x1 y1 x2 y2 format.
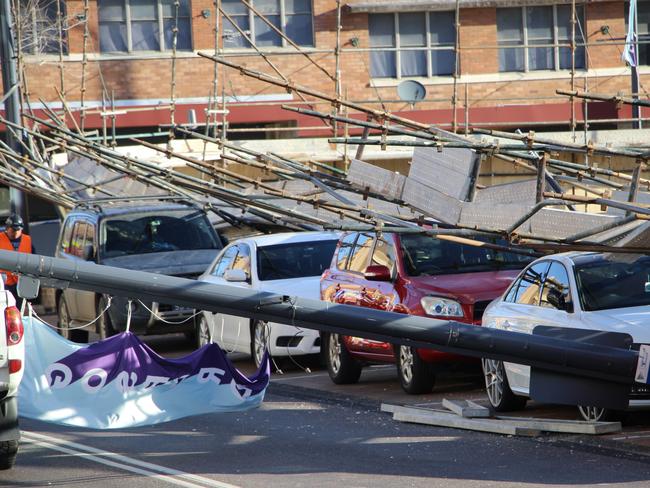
167 374 190 386
233 380 252 399
116 371 138 393
197 368 226 385
82 368 108 393
46 363 73 389
142 375 172 390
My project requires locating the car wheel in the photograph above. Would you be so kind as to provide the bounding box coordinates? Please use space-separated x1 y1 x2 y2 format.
482 358 527 411
324 332 362 384
395 345 436 395
250 320 271 369
196 314 211 349
0 440 18 470
577 406 621 422
57 295 88 343
96 296 116 340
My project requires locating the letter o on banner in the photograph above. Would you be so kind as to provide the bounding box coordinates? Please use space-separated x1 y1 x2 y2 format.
81 368 108 393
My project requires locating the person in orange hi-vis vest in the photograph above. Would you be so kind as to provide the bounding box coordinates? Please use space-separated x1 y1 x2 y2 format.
0 214 34 311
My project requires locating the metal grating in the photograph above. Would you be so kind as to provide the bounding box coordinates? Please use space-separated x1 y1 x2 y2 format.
347 159 406 201
402 177 462 224
474 179 539 205
409 147 475 201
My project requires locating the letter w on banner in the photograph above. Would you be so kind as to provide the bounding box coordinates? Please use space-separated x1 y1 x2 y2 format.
19 317 269 429
623 0 638 67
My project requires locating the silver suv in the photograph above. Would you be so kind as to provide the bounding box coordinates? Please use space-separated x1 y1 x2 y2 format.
0 288 24 470
55 201 223 342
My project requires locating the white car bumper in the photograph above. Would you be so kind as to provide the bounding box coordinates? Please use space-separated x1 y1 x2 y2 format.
267 322 320 357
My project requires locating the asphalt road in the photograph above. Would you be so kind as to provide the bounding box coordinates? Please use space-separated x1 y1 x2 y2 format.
1 330 650 487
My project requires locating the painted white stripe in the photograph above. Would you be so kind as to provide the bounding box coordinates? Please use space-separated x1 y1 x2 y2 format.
22 431 239 488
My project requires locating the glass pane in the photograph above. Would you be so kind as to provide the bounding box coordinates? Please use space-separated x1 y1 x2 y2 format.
429 11 455 46
431 48 455 75
130 0 157 20
497 8 522 42
401 50 427 77
285 0 311 14
254 15 281 46
223 17 251 47
371 236 396 275
257 240 338 281
99 22 128 52
639 38 650 66
557 5 585 39
529 43 554 70
255 0 280 15
639 1 650 36
499 42 524 72
540 262 572 310
223 0 248 15
163 19 191 50
559 46 585 69
336 233 356 270
162 0 191 18
369 14 395 48
399 13 426 47
131 21 160 50
514 262 548 306
526 6 553 40
98 0 126 22
370 50 396 78
286 13 313 46
348 234 373 273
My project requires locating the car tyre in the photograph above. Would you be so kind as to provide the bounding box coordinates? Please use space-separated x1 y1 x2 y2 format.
251 320 271 370
482 358 527 411
0 440 18 470
196 313 211 349
396 345 436 395
97 296 116 340
324 332 362 384
57 295 88 343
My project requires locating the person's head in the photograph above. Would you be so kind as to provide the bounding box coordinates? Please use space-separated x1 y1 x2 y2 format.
5 214 24 240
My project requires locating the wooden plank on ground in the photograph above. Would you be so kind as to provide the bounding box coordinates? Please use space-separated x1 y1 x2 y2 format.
392 409 541 437
496 416 621 435
442 398 491 418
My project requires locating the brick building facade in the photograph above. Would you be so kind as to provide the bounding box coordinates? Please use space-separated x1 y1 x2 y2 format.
3 0 648 137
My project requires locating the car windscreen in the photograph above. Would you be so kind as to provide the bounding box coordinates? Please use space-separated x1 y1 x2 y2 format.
400 234 534 276
574 255 650 311
256 240 339 281
100 209 221 258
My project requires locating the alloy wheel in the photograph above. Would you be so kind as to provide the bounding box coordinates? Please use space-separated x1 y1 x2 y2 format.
198 315 210 347
328 333 342 374
399 346 414 385
482 358 504 408
578 405 606 422
253 321 270 367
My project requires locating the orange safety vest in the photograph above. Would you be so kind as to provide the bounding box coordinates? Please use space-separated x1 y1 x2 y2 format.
0 232 32 286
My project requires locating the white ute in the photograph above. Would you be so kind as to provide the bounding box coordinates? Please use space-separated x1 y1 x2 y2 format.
0 286 25 470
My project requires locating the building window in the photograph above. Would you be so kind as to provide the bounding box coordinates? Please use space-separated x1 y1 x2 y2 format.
98 0 192 53
222 0 314 48
16 0 67 55
368 11 455 79
497 5 586 73
626 0 650 65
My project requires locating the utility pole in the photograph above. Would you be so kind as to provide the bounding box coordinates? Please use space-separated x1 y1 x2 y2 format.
0 1 27 226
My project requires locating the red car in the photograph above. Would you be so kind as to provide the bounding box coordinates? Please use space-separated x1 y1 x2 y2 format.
320 231 533 394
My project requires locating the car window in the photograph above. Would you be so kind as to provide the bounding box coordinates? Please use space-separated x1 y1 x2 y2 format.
348 233 374 273
211 246 238 277
574 255 650 311
512 261 549 306
336 233 357 270
70 221 88 258
60 219 75 255
257 239 338 281
232 243 251 277
371 234 396 276
84 221 96 254
540 262 572 311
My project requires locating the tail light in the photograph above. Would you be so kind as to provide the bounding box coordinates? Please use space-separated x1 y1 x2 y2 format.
5 306 24 346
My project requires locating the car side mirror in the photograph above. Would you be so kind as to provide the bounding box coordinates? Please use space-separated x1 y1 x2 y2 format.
364 265 392 282
224 268 248 283
82 244 95 261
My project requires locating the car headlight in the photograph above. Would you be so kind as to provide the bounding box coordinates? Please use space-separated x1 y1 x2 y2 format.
420 296 464 317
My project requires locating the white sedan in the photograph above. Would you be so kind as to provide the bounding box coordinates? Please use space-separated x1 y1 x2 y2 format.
197 231 340 369
481 252 650 421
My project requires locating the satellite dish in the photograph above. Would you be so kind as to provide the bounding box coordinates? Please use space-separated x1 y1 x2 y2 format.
397 80 426 105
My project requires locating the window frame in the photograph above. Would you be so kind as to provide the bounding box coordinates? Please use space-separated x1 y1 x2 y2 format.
539 261 574 312
222 0 315 49
497 4 587 73
368 10 456 79
506 261 551 307
98 0 193 54
347 233 375 274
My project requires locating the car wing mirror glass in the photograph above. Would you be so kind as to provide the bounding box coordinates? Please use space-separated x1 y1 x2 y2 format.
224 268 248 282
364 265 391 282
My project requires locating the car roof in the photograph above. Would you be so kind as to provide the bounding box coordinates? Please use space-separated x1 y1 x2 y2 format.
235 231 341 248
